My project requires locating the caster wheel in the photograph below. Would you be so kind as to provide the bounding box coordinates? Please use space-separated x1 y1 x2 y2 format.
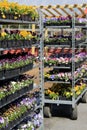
81 92 87 103
44 106 52 118
70 104 78 120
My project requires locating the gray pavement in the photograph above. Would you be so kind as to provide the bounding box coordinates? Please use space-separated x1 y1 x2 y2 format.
44 103 87 130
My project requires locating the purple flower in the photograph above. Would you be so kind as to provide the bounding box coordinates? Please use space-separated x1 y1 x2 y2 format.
50 75 55 80
0 117 4 124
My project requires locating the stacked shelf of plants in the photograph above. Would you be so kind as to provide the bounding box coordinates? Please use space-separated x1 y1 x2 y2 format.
0 1 43 130
43 15 87 119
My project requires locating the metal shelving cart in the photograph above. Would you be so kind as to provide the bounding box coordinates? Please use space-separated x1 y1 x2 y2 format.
0 9 44 130
41 12 87 120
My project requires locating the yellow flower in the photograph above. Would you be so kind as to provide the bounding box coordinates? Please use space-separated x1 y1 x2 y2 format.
47 89 52 94
1 32 7 37
65 92 70 96
14 16 18 19
74 85 79 91
76 91 81 95
20 30 28 38
2 14 6 19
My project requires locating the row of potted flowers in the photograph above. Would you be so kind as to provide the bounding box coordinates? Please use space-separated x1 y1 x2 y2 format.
0 95 37 129
44 16 86 26
0 29 38 41
44 64 87 82
0 0 38 21
0 54 34 71
44 33 86 45
44 52 87 66
45 82 86 100
0 29 39 48
0 74 33 103
14 112 42 130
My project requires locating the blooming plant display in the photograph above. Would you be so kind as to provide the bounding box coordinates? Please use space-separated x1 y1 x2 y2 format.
44 64 87 82
15 113 42 130
44 52 87 66
44 16 86 26
0 95 37 129
44 16 72 26
0 29 38 41
45 82 86 100
0 54 34 71
44 33 86 45
0 0 38 20
0 74 33 101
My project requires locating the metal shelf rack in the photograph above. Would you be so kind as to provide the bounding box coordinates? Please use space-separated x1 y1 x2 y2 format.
41 13 87 120
0 9 43 130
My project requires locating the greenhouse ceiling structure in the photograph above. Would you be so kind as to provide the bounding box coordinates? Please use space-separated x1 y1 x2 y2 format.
38 3 87 18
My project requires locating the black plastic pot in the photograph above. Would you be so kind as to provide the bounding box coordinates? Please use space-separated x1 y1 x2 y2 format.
59 96 72 101
4 68 20 78
20 63 33 73
24 40 31 47
21 15 32 21
0 40 8 48
0 70 4 79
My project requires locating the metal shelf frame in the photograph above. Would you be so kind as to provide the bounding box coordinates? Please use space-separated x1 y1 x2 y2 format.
41 11 87 115
0 9 44 130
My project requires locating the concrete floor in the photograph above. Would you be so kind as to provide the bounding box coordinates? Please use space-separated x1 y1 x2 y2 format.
44 103 87 130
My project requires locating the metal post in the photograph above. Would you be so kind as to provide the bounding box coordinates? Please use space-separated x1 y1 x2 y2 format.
38 8 44 130
72 12 76 108
86 14 87 42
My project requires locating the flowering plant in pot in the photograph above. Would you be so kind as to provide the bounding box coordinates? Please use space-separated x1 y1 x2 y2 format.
45 89 59 100
45 82 86 100
0 29 38 41
44 64 86 81
44 52 86 66
44 36 69 45
0 55 33 71
15 113 42 130
44 16 72 26
0 0 38 20
0 74 33 104
0 95 37 129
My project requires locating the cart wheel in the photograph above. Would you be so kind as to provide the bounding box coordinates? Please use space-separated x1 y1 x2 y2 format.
81 92 87 103
44 106 52 118
70 104 78 120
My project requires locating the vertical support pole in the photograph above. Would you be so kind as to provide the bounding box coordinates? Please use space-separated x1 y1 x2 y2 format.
38 9 44 130
86 14 87 58
86 14 87 53
32 24 35 55
86 14 87 43
44 28 48 57
72 12 76 108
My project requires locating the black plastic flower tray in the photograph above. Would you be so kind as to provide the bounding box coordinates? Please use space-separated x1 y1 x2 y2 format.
9 14 20 20
0 40 8 48
44 41 71 46
45 96 51 99
23 40 31 47
17 83 33 96
20 63 33 73
0 83 33 108
4 68 20 78
0 70 4 80
1 109 34 130
21 15 34 21
44 22 72 27
0 97 6 107
7 40 16 48
18 40 24 47
7 40 24 48
75 22 86 26
59 96 72 101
